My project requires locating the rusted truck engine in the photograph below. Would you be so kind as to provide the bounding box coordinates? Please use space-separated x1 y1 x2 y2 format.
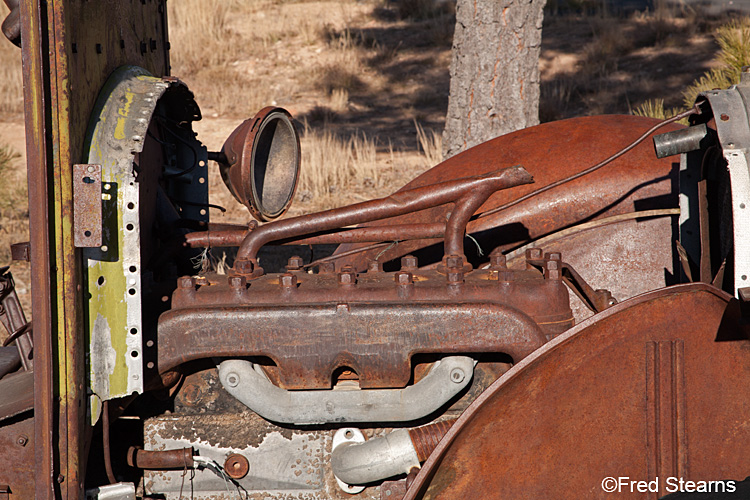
1 1 750 499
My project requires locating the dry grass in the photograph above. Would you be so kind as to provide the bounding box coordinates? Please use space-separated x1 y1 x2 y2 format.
294 125 379 208
415 121 442 168
683 17 750 107
0 33 23 115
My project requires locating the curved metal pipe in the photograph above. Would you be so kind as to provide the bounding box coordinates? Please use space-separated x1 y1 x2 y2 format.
444 185 498 258
217 356 475 425
331 420 456 485
182 223 446 249
126 447 194 470
233 166 532 271
332 429 420 485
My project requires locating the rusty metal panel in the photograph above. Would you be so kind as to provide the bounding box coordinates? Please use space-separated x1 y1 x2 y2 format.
18 0 171 497
0 415 35 500
0 371 33 422
334 115 682 270
404 284 750 499
72 164 102 247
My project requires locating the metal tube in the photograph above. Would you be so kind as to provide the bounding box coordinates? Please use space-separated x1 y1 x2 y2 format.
126 447 194 470
653 123 710 159
332 429 420 485
331 420 456 485
234 166 532 269
182 223 446 248
444 186 497 258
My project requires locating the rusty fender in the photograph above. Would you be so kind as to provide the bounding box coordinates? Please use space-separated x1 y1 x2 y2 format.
403 283 750 500
156 302 547 390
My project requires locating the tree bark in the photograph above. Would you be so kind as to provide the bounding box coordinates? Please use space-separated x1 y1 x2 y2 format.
442 0 546 159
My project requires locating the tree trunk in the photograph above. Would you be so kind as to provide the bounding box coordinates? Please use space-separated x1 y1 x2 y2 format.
442 0 546 159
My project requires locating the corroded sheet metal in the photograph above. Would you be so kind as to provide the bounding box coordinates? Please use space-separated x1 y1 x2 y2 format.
335 115 682 270
143 413 355 500
404 283 750 499
0 415 35 499
73 164 103 247
83 66 166 421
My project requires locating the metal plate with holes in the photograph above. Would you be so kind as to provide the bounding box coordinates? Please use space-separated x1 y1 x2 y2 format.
73 164 103 247
83 66 159 423
701 80 750 296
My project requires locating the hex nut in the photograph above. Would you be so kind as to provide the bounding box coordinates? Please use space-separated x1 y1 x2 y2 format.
401 255 418 269
234 259 254 274
545 260 561 280
444 255 464 269
178 276 196 289
545 252 561 261
338 267 357 285
395 271 413 285
367 259 382 272
228 276 247 289
526 248 543 260
280 273 298 287
489 249 506 268
287 255 304 270
447 271 464 283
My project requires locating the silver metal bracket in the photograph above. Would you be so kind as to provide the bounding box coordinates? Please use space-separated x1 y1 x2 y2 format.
218 356 475 425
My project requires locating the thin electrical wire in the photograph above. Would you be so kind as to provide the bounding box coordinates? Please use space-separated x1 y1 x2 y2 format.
477 105 701 220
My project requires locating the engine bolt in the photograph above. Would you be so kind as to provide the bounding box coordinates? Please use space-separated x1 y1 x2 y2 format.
545 260 561 280
447 270 464 284
286 255 303 271
226 373 240 387
395 271 413 285
444 254 464 270
16 435 28 447
280 273 297 288
449 367 465 384
367 259 382 273
401 255 418 270
525 248 543 260
488 248 506 269
338 266 357 285
234 259 254 274
545 252 561 261
178 276 196 289
228 275 246 289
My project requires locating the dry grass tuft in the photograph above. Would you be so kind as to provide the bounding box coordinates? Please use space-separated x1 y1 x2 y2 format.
295 125 379 208
168 0 240 73
683 17 750 107
414 121 442 168
316 28 366 94
633 98 687 123
0 38 23 115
